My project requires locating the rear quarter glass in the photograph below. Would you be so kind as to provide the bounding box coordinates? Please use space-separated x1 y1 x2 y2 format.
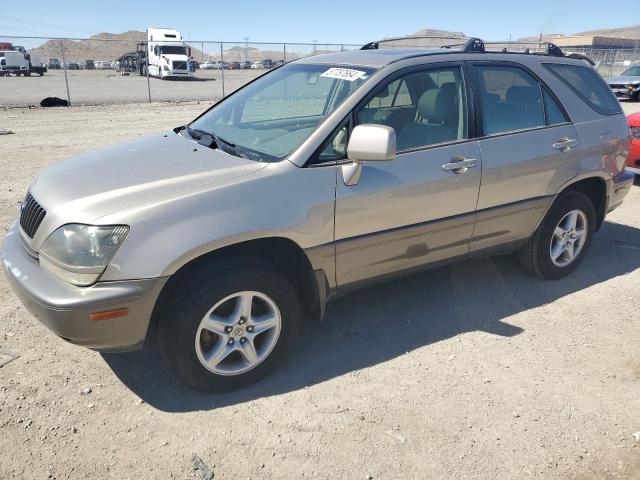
543 63 622 115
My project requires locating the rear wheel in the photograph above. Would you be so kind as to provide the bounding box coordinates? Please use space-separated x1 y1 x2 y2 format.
158 258 302 392
518 191 596 279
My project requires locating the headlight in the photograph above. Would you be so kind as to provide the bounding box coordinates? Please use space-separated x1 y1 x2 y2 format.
39 224 129 286
631 126 640 140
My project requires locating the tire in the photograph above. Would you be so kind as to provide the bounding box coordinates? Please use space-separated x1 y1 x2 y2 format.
518 190 596 280
158 258 302 392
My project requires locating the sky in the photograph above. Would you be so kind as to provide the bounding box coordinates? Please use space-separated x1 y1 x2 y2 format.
0 0 638 46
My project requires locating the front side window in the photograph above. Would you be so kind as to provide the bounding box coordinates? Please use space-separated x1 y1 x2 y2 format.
190 64 375 161
356 66 468 151
544 63 621 115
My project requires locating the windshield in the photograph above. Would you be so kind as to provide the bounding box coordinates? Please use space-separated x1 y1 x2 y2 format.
189 63 375 161
621 66 640 77
160 45 187 55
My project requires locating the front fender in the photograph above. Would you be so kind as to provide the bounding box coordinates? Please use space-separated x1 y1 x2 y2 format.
99 161 337 282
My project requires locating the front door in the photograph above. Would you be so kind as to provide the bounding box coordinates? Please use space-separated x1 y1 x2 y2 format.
334 63 482 287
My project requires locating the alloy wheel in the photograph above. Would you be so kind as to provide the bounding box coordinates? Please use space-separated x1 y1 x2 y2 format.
549 209 588 267
194 291 282 376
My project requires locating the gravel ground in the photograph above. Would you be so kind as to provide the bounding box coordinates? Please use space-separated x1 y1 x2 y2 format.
1 101 640 480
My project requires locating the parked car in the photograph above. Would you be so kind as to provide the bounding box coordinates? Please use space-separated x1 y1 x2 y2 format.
66 62 80 70
250 61 262 69
261 58 274 69
626 112 640 175
2 38 633 392
48 58 61 69
240 60 251 69
229 61 241 70
95 61 111 70
84 59 95 70
276 59 285 67
606 65 640 101
199 61 216 70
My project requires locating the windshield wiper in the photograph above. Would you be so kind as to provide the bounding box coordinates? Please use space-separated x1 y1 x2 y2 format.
185 126 242 157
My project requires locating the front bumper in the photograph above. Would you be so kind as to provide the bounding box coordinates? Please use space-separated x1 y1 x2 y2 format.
607 170 635 213
609 85 640 98
1 223 168 352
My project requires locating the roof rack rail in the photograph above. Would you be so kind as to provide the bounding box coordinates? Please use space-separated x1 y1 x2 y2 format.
483 41 564 57
360 36 566 59
361 35 469 50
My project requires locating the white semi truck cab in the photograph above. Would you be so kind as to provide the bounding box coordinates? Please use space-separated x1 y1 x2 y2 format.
147 28 193 79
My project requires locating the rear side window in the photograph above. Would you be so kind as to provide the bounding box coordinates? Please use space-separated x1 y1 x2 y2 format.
544 63 621 115
473 65 545 135
473 65 570 135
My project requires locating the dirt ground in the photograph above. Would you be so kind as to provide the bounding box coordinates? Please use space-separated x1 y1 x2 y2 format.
1 101 640 480
0 69 264 107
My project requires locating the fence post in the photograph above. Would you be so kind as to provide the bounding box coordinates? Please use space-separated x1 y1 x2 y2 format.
146 52 152 103
220 43 225 98
283 43 286 62
59 39 71 106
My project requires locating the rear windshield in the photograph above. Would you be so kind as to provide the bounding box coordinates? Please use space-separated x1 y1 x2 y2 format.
544 63 621 115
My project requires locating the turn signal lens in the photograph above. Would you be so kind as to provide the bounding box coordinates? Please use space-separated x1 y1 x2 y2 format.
90 308 129 321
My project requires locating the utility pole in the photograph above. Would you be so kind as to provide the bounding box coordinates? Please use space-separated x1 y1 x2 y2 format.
244 37 249 63
312 40 317 55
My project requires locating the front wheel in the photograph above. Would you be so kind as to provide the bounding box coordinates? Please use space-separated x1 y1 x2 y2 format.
518 191 596 279
158 259 302 392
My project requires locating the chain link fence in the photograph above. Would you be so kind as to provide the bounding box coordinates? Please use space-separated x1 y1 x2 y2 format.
0 36 360 107
563 47 640 76
2 35 639 107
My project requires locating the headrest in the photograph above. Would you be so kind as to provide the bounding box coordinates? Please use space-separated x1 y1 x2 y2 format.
417 87 457 124
506 86 539 105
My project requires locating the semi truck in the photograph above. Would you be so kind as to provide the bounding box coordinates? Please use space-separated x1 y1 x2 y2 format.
144 28 193 79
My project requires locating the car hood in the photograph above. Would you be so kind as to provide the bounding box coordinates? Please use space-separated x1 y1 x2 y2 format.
606 75 640 84
29 131 268 224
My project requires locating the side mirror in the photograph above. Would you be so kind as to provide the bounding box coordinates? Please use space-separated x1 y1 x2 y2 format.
347 124 396 162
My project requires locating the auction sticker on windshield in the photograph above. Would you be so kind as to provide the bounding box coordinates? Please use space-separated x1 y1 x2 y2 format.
320 68 367 81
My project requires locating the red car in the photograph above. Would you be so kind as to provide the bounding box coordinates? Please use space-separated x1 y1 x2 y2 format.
628 112 640 175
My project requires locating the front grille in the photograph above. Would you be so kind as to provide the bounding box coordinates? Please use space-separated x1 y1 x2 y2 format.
19 192 46 238
172 61 187 70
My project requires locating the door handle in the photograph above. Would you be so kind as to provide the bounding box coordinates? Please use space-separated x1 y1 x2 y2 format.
552 137 577 151
442 157 478 174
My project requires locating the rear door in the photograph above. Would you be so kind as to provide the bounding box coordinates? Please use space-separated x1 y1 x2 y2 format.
468 62 580 253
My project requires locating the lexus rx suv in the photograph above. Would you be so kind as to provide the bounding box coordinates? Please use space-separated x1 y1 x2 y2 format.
2 38 633 391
